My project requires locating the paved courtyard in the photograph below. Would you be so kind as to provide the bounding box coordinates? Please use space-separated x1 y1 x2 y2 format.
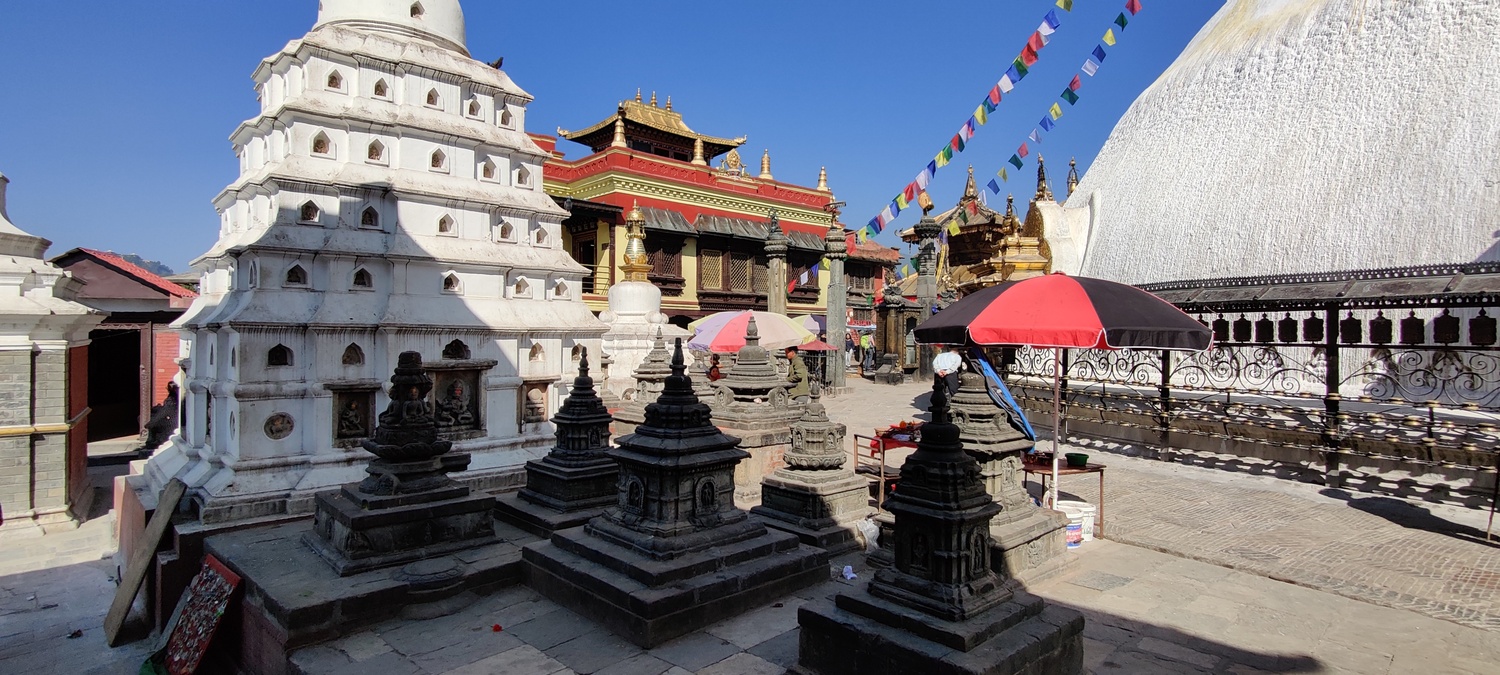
1 378 1498 673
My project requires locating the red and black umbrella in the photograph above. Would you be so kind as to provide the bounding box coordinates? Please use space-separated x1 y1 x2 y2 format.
914 273 1211 351
914 272 1211 508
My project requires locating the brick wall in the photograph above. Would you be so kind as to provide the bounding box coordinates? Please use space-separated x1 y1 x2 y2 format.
0 350 30 427
151 327 180 406
68 346 89 509
0 348 86 529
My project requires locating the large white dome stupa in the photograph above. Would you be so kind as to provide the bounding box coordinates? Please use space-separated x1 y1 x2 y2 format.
314 0 467 54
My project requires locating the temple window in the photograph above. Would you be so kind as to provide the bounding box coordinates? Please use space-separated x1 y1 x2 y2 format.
426 89 441 108
373 79 389 99
326 70 343 91
498 221 515 241
699 249 725 290
570 344 583 362
514 278 530 297
342 343 364 366
352 268 372 288
360 206 380 228
285 264 308 286
431 149 447 171
443 340 470 360
498 107 514 128
480 160 497 181
438 215 455 235
231 348 237 367
410 2 425 18
311 132 332 157
529 344 544 362
533 226 548 246
299 201 320 223
553 281 569 298
466 100 482 118
268 344 293 367
442 272 462 294
247 260 260 288
367 140 385 163
515 166 532 187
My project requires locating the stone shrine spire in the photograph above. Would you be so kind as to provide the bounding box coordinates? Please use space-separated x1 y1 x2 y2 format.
1066 157 1080 199
759 149 774 180
817 167 830 192
962 165 980 203
1034 156 1054 202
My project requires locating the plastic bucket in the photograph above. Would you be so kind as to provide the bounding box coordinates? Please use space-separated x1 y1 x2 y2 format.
1057 504 1084 548
1057 500 1097 541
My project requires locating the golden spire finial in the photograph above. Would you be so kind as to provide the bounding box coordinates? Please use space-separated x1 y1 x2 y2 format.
759 149 773 181
611 105 627 148
635 88 642 103
650 91 658 107
1034 155 1054 202
1001 194 1020 235
665 96 672 111
1066 157 1080 199
691 138 707 166
962 165 979 201
816 166 829 192
621 201 651 282
918 190 935 215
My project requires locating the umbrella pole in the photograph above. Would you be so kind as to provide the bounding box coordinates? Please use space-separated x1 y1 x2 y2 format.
1051 347 1061 509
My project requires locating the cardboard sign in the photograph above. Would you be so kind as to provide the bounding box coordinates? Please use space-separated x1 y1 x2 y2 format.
164 554 241 675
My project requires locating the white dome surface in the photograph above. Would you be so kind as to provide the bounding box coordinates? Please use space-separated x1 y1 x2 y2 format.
1072 0 1500 285
315 0 467 54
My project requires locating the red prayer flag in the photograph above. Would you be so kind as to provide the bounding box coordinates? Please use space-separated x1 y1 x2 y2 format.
788 278 797 293
988 85 1001 105
1027 32 1046 52
966 201 980 217
1069 75 1082 91
1126 0 1142 14
1020 45 1039 66
1018 143 1030 158
903 182 917 202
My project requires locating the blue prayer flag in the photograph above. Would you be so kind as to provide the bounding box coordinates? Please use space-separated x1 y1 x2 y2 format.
1043 9 1061 29
1093 45 1107 62
1039 117 1055 131
1005 65 1022 84
986 179 1001 194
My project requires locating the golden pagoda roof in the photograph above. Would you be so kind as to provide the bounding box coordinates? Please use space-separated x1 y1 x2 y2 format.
559 97 745 157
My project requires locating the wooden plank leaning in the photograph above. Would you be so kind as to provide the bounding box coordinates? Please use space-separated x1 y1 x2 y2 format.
104 477 187 647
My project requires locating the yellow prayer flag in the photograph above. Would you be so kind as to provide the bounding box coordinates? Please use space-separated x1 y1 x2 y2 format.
974 104 988 126
1050 103 1063 120
1103 29 1117 46
947 221 961 236
935 151 950 168
896 193 909 209
1056 0 1074 10
857 229 868 244
998 168 1009 181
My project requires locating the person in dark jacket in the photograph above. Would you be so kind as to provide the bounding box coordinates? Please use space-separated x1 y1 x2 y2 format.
784 346 810 401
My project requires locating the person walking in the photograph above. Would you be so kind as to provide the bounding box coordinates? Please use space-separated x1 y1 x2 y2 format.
932 344 964 397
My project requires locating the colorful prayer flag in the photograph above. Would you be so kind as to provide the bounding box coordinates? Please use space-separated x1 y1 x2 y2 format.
1061 88 1079 104
1020 45 1039 67
878 205 895 225
799 270 809 285
1029 129 1041 144
962 117 976 138
1037 21 1055 38
935 149 950 168
1013 59 1029 78
998 167 1009 181
1009 155 1024 169
1057 0 1073 10
917 166 934 190
1126 0 1142 15
788 278 797 293
1093 45 1107 62
987 179 1001 194
951 134 965 152
947 221 961 236
966 201 980 217
1017 143 1030 159
890 201 902 218
1082 59 1099 76
1043 9 1062 29
925 161 938 181
904 182 918 203
1039 117 1055 131
988 85 1002 105
1115 12 1129 29
1027 32 1046 52
1003 68 1020 88
1050 103 1063 120
1070 74 1082 91
1103 29 1117 46
974 104 987 124
895 193 909 210
856 228 868 244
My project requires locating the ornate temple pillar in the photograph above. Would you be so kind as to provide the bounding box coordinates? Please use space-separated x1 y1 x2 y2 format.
823 199 848 390
765 210 788 316
913 196 941 382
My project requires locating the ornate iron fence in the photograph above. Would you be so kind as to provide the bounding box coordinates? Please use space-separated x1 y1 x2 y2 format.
999 262 1500 507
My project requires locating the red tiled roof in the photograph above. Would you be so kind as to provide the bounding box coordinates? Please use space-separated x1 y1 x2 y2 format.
849 238 901 264
75 249 197 298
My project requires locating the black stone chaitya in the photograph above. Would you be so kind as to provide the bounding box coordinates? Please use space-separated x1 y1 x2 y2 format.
494 349 619 536
524 339 826 647
795 381 1085 675
304 351 496 576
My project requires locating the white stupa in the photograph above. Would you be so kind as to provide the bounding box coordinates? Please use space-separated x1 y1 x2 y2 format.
1068 0 1500 285
143 0 607 524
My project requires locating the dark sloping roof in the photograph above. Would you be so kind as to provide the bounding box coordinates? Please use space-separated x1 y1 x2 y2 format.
58 248 196 298
786 231 825 252
639 207 697 235
695 214 769 240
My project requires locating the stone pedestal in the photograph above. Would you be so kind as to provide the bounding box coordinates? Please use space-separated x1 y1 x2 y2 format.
495 351 619 537
752 390 869 554
873 354 906 385
303 352 496 576
524 340 825 648
795 382 1083 675
951 372 1072 584
707 318 806 505
612 330 673 437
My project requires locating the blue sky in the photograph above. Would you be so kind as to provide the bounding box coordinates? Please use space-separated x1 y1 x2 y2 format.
0 0 1223 272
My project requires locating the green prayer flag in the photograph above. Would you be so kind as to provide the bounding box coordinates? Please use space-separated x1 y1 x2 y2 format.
1013 58 1029 78
1057 0 1074 10
1115 13 1128 29
1008 155 1024 170
1061 89 1079 105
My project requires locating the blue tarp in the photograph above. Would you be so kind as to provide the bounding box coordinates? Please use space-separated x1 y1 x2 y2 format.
969 349 1037 441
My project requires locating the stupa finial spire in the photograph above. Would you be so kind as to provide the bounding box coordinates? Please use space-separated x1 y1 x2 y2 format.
1066 157 1080 199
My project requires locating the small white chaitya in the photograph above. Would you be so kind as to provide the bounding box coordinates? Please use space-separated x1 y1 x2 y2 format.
597 203 688 401
143 0 606 523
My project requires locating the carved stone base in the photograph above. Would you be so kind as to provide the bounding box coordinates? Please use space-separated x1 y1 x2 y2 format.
751 470 871 554
523 523 826 647
722 426 798 505
493 457 619 538
990 507 1074 585
794 586 1084 675
304 487 497 576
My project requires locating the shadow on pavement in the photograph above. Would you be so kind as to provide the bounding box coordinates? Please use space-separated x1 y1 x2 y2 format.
1318 488 1500 549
